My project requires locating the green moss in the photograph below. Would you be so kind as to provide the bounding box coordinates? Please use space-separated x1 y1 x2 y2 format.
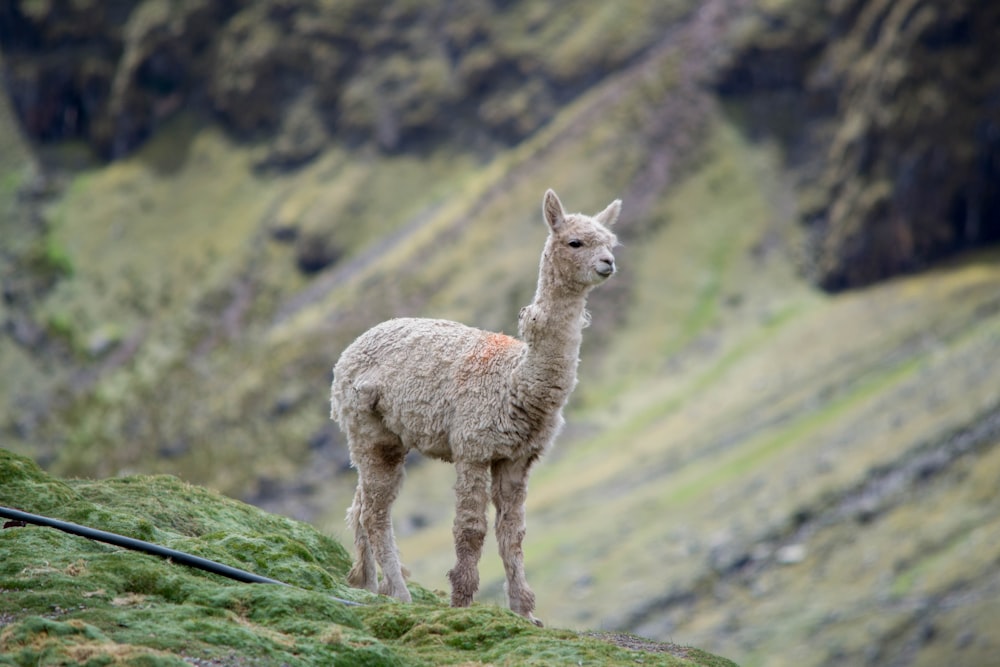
0 450 375 664
0 616 183 667
0 450 734 666
356 604 725 667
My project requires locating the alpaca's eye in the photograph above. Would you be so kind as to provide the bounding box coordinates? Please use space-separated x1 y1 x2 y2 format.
568 239 583 248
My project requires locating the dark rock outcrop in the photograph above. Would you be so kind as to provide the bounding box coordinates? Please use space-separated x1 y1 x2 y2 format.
1 0 677 160
717 0 1000 289
0 0 241 159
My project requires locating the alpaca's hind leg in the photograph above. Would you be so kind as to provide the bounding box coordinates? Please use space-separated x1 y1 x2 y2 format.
448 460 491 607
346 407 411 602
356 448 410 602
345 485 377 593
491 458 541 626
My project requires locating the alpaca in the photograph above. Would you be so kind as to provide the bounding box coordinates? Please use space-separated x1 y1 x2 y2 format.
330 189 620 624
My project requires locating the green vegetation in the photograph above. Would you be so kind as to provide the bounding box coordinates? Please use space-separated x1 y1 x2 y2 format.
33 233 75 279
0 450 734 666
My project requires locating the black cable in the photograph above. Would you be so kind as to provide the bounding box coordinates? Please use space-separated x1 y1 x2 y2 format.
0 505 361 606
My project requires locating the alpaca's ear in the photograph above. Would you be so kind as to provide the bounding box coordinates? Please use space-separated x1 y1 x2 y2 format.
595 199 622 227
543 189 565 231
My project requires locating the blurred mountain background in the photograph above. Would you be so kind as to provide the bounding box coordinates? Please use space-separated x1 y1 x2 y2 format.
1 1 998 665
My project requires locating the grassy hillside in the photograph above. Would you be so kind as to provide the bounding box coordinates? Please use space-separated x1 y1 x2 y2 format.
0 450 735 667
389 119 1000 666
2 2 999 666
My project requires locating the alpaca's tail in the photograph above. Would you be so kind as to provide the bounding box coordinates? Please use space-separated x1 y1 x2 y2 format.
329 374 340 421
346 485 378 592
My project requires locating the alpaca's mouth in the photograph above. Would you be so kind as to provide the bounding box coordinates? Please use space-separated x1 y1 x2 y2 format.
596 262 615 278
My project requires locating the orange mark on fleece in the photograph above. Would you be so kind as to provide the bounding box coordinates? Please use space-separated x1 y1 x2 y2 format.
457 332 521 385
479 332 519 358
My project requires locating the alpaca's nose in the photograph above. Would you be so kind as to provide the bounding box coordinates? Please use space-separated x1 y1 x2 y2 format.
597 257 615 277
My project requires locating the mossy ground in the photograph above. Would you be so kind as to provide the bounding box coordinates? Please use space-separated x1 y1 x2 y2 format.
0 450 735 666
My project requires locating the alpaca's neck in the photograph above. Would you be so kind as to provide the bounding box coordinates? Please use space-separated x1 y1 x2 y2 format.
522 293 587 353
511 287 590 416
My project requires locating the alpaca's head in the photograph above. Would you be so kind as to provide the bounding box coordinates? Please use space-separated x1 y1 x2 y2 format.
539 189 621 292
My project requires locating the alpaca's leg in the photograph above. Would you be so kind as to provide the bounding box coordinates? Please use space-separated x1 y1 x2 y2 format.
491 458 542 626
348 413 411 602
345 484 377 592
357 451 410 601
448 460 491 607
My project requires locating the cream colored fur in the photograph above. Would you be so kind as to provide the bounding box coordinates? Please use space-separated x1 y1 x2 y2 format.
330 189 620 624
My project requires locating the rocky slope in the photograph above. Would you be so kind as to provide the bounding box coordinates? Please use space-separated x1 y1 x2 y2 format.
1 0 691 158
1 1 999 666
5 0 998 288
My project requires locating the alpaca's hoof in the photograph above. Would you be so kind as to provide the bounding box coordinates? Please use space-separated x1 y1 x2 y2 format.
450 593 473 608
527 614 544 627
379 581 412 603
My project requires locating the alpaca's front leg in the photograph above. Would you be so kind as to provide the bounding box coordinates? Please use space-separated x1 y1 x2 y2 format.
491 458 541 626
448 460 490 607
